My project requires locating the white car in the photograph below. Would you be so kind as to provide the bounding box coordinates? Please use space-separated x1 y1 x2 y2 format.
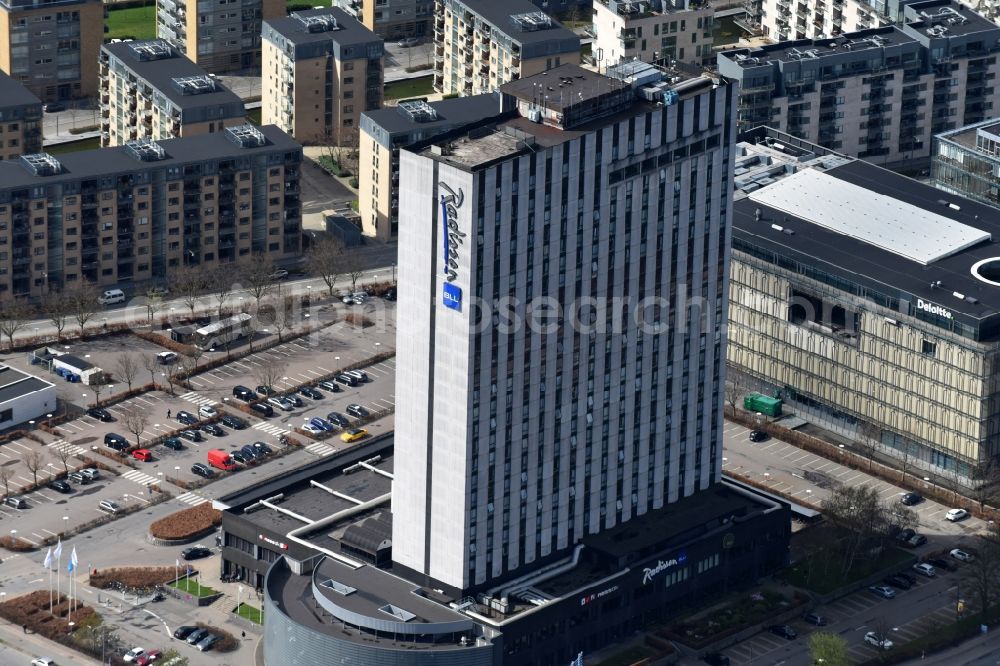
198 405 219 419
864 632 893 650
302 423 325 435
123 647 146 663
950 548 974 562
946 508 969 522
913 562 937 577
31 659 56 666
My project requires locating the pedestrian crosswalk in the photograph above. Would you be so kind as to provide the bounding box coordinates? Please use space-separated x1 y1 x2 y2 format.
47 439 85 457
180 391 218 408
176 492 209 506
253 421 290 437
122 469 160 487
305 442 336 457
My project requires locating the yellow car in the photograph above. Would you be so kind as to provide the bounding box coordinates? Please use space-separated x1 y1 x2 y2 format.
340 428 369 443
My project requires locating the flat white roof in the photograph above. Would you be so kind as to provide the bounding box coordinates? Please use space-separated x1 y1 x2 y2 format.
748 168 992 265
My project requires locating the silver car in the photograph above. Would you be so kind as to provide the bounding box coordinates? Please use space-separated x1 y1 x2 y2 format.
267 396 293 412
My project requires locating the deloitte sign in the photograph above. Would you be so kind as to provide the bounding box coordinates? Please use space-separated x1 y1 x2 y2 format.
916 298 953 320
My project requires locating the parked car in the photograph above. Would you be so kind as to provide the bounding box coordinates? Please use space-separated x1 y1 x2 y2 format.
864 632 893 650
300 386 323 400
748 429 768 442
869 585 896 598
285 394 303 408
178 429 203 443
104 433 129 451
946 508 969 522
268 396 293 412
201 423 225 437
895 528 916 544
123 647 147 663
185 628 209 645
207 449 236 471
383 287 396 301
147 285 170 297
196 633 222 651
334 374 357 387
251 402 274 417
229 450 249 466
900 492 923 506
950 548 975 562
181 546 212 561
191 463 216 479
156 351 178 365
80 468 100 481
232 385 257 402
341 428 369 443
68 471 90 484
256 384 276 395
913 563 937 577
346 404 369 418
327 412 350 428
176 410 199 426
397 37 420 46
701 653 730 666
907 534 928 548
43 102 65 112
240 444 259 461
318 379 342 392
136 649 162 665
198 405 219 419
4 496 27 509
884 574 912 590
301 423 325 435
87 407 114 422
131 449 152 462
309 417 334 432
346 370 368 383
270 268 289 280
928 557 958 572
99 500 121 514
894 571 917 586
162 437 184 451
802 612 826 626
48 480 72 494
31 658 56 666
221 414 247 430
173 625 198 639
768 625 797 640
252 441 273 456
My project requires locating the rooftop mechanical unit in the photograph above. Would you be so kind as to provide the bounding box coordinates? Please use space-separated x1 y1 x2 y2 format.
129 40 174 61
225 124 268 148
293 11 340 32
511 11 552 31
20 153 62 176
172 75 217 95
398 100 438 123
124 138 167 162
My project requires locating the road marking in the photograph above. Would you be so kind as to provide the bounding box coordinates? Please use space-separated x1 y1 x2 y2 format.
252 422 289 437
305 442 336 457
176 492 208 506
316 366 331 373
122 469 159 486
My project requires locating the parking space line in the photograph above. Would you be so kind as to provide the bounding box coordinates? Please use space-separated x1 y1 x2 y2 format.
316 366 331 373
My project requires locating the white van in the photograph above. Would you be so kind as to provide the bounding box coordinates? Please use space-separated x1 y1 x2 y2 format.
97 288 125 305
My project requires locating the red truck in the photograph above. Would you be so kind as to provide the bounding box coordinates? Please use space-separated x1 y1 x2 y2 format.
207 449 236 471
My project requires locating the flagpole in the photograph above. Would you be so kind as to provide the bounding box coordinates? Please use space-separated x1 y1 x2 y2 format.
48 565 53 614
56 542 61 612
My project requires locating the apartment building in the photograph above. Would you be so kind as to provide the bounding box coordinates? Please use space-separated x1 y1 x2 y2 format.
359 94 499 240
718 0 1000 166
357 0 434 39
0 0 102 102
0 125 302 302
99 40 246 148
434 0 581 96
156 0 284 73
0 71 41 160
263 9 384 145
757 0 888 42
592 0 715 68
730 126 1000 483
933 118 1000 209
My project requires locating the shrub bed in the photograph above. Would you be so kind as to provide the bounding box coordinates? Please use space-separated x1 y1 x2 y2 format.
149 502 221 541
195 622 238 652
343 313 374 328
90 566 194 590
0 591 98 644
666 590 806 648
0 535 36 551
133 330 197 356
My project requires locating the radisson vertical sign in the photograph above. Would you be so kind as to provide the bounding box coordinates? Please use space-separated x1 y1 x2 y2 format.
440 182 465 311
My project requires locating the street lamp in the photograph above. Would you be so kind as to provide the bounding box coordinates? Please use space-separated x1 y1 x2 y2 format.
174 466 180 482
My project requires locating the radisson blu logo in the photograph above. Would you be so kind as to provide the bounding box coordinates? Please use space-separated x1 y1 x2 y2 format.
440 182 465 310
641 552 688 585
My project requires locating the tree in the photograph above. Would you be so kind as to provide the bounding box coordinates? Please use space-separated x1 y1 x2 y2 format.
172 267 207 320
342 250 366 293
898 440 918 484
90 379 105 407
44 290 72 341
270 302 292 342
68 284 100 337
240 255 277 311
141 354 159 389
809 632 849 666
858 420 882 473
963 522 1000 619
0 466 13 499
724 371 749 416
971 459 1000 510
0 301 33 351
209 265 236 320
143 290 164 324
51 445 74 477
115 353 140 393
253 359 287 393
304 236 345 297
23 450 45 488
822 484 917 575
122 405 149 448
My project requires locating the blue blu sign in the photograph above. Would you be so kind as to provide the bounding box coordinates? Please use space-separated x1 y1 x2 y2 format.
443 282 462 311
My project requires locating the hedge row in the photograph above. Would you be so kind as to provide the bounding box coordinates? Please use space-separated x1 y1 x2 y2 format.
149 502 221 541
90 566 196 590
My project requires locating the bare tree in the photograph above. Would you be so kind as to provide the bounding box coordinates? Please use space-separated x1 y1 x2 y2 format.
963 522 1000 619
179 354 199 382
121 405 149 448
971 460 1000 510
51 445 74 476
0 466 14 498
171 267 207 320
44 290 72 341
822 484 917 575
68 284 100 337
253 360 287 393
342 250 366 294
0 301 33 351
208 265 236 319
115 353 140 393
304 236 345 297
240 255 277 311
858 420 882 473
23 450 45 488
143 289 164 324
165 359 183 395
141 353 159 389
724 370 748 416
898 440 917 484
271 302 292 342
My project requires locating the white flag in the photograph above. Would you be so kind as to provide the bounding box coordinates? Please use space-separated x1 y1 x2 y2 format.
70 546 79 569
43 546 53 570
52 539 62 561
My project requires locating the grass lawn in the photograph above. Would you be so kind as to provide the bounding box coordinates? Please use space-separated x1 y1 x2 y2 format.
350 198 359 213
47 137 101 155
106 5 157 41
596 645 656 666
169 577 218 598
247 107 262 125
781 547 914 595
384 75 434 101
289 0 330 7
235 602 263 624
